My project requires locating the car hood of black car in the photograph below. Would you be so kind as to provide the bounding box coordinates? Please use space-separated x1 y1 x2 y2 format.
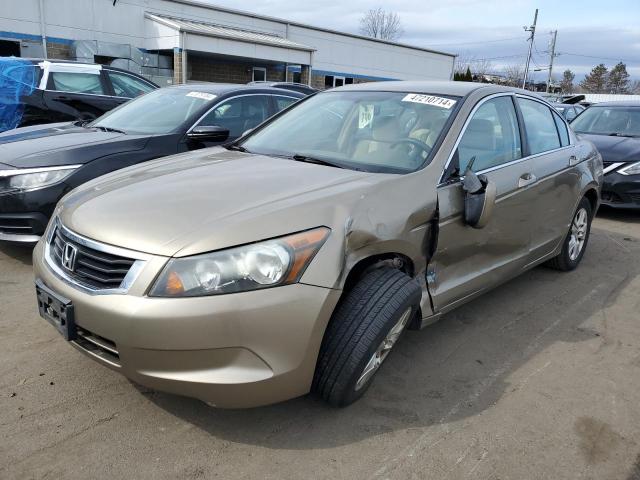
0 122 150 168
579 133 640 164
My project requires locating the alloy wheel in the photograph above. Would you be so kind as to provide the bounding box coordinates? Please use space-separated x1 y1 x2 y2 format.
568 207 588 261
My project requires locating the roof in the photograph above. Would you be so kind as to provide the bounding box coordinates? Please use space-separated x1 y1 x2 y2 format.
587 101 640 107
335 81 524 97
166 83 305 97
164 0 456 58
146 13 315 52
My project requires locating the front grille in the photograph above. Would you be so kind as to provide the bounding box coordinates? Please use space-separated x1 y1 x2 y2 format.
0 217 36 235
73 326 120 367
50 227 136 290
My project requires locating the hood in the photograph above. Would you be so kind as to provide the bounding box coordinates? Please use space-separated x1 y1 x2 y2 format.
579 133 640 164
59 148 378 257
0 123 149 168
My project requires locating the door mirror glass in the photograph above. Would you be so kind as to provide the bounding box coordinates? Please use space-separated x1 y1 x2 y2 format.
461 168 497 229
187 125 230 142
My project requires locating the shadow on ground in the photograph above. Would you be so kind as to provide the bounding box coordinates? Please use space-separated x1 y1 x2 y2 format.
138 226 639 450
598 206 640 223
0 242 34 266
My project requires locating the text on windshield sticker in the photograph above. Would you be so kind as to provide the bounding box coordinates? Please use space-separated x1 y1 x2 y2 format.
402 94 456 109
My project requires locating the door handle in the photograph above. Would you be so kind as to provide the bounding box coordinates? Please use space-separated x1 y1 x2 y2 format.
569 155 579 166
518 173 537 188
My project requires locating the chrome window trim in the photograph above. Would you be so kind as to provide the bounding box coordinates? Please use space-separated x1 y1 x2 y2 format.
438 92 574 186
188 93 275 133
43 218 150 296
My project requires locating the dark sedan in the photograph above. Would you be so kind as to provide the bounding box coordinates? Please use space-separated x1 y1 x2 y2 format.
572 101 640 209
0 58 158 132
0 84 304 242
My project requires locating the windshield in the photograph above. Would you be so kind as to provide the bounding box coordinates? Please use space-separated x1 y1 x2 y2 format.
571 106 640 137
91 88 217 134
240 91 460 173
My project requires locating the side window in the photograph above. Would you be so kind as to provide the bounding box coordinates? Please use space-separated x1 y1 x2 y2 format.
198 95 271 138
50 72 105 95
107 71 154 98
456 96 522 173
517 98 561 154
274 96 299 112
552 110 570 146
565 107 577 122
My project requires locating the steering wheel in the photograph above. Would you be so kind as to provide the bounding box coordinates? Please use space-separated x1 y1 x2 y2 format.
391 138 432 164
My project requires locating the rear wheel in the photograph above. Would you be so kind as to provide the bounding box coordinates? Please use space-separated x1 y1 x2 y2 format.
313 267 421 407
546 197 592 271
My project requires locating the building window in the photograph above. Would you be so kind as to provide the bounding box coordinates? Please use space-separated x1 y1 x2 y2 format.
252 67 267 82
292 71 301 83
324 75 354 88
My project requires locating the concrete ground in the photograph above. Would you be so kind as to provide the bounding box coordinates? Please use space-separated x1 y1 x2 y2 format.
1 208 639 480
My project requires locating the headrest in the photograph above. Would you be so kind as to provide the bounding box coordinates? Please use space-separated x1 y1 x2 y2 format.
371 115 400 142
461 118 495 150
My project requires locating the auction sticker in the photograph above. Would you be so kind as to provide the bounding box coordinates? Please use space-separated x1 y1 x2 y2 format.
186 91 217 101
402 94 456 109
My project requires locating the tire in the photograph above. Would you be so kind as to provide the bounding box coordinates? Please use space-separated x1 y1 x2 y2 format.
546 197 593 271
313 267 422 407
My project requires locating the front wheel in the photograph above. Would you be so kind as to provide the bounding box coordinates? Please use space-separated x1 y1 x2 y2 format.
313 267 422 407
546 197 593 271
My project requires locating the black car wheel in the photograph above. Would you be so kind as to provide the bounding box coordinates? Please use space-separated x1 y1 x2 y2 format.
313 267 421 407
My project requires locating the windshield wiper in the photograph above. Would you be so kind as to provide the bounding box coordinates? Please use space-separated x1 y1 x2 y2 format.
94 126 126 134
608 132 638 137
290 154 346 169
224 144 250 153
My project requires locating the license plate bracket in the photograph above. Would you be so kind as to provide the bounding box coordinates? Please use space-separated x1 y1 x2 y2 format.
36 279 76 341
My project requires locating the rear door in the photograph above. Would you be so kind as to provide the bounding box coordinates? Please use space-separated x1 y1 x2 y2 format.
43 66 116 121
516 96 581 263
104 69 156 101
430 94 538 312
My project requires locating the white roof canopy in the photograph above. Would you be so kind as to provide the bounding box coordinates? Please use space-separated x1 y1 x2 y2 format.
145 13 314 65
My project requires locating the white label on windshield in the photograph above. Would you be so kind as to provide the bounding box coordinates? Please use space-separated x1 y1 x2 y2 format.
402 94 456 109
186 91 217 101
359 104 374 129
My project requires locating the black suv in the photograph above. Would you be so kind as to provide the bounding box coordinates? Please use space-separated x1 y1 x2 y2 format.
0 58 157 132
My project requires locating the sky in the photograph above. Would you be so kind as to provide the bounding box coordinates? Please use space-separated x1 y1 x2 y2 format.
202 0 640 83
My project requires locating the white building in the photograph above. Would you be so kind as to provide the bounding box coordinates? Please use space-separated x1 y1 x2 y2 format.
0 0 455 88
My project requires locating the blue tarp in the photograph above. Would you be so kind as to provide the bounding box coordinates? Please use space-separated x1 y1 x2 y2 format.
0 57 39 132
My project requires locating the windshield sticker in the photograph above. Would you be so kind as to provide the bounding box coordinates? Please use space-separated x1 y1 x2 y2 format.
402 94 457 109
359 104 375 129
186 91 217 101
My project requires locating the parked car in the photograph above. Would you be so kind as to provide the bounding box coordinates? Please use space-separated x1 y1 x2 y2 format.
571 101 640 209
248 80 317 96
0 84 304 242
0 58 158 132
551 102 585 122
33 81 602 408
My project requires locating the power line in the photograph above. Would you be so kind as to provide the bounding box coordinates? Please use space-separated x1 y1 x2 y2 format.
427 36 526 47
558 52 637 63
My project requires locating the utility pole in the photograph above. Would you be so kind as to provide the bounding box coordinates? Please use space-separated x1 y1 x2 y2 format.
522 9 538 90
546 30 558 93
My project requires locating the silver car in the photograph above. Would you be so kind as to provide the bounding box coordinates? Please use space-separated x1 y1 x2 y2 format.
33 81 603 408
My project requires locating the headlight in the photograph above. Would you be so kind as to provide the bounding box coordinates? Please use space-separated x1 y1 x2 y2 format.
0 165 80 193
618 161 640 176
150 227 330 297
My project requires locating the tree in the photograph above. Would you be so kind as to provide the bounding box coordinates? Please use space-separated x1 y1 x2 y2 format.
631 80 640 95
465 66 473 81
359 8 403 41
580 64 608 93
502 64 525 87
607 62 630 94
559 69 575 94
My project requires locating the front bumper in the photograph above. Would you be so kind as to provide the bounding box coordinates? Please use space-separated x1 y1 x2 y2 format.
0 184 66 241
601 171 640 209
33 241 341 408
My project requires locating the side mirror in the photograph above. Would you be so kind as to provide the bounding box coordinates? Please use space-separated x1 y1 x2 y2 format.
461 168 496 229
187 125 230 142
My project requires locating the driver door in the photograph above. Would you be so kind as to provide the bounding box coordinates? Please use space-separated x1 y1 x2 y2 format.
429 94 537 312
